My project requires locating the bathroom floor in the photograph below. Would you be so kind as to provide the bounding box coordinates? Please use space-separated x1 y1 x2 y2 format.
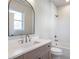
60 48 70 59
61 55 70 59
51 55 70 59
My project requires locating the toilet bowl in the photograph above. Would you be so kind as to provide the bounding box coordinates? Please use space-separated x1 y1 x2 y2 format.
51 47 63 59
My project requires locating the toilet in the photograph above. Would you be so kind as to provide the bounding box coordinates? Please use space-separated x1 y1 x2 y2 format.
51 47 63 59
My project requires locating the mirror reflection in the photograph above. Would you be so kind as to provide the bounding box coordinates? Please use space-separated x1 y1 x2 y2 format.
8 0 35 36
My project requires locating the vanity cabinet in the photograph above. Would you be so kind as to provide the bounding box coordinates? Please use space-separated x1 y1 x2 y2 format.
14 55 24 59
14 43 51 59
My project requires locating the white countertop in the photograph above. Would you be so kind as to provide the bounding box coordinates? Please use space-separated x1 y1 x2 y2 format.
8 39 51 59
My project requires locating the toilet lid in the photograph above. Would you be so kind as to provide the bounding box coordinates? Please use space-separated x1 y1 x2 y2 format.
51 47 63 53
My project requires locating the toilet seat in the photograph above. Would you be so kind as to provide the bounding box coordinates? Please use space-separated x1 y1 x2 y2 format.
51 47 63 55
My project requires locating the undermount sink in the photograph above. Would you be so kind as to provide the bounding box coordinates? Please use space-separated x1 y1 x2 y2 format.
22 41 40 47
10 40 40 50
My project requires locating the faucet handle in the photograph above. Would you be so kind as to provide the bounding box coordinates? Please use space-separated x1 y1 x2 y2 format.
18 40 24 44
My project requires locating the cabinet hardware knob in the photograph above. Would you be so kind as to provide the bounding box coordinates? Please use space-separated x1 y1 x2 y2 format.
18 40 24 44
48 45 50 47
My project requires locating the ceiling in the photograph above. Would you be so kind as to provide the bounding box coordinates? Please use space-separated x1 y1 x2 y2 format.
51 0 70 7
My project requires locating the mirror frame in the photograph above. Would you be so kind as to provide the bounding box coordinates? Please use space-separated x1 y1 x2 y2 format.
8 0 35 36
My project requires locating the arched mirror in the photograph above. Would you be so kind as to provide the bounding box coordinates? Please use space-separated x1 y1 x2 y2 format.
8 0 35 36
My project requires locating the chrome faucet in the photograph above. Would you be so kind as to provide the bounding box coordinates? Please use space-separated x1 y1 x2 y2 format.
25 34 31 43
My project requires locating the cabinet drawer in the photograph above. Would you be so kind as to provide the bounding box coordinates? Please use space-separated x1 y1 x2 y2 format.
38 43 51 56
24 43 51 59
27 43 50 56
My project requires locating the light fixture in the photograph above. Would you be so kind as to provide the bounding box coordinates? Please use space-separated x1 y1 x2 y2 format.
66 0 69 2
